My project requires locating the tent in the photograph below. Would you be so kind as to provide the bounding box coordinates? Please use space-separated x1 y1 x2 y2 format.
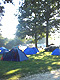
51 48 60 55
24 47 39 55
1 48 28 61
0 47 9 54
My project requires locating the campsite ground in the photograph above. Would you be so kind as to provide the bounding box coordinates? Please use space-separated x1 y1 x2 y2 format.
0 50 60 80
20 69 60 80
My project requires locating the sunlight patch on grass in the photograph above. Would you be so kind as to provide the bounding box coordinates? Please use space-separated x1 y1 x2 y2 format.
5 69 20 75
8 74 21 80
44 52 51 55
27 55 30 57
52 62 60 65
38 49 45 52
40 67 43 70
30 52 51 60
34 56 44 59
48 66 52 70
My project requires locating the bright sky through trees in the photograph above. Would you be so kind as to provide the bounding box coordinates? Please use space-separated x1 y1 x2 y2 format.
1 4 18 39
0 0 25 39
0 0 20 39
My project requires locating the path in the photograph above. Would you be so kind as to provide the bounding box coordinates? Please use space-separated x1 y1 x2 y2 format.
20 69 60 80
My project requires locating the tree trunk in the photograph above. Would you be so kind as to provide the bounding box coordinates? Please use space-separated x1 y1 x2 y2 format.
35 32 37 48
46 21 48 47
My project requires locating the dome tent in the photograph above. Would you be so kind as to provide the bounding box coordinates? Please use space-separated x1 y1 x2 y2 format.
24 47 39 55
0 47 9 54
1 48 28 61
51 48 60 55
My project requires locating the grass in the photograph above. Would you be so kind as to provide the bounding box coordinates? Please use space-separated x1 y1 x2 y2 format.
0 50 60 80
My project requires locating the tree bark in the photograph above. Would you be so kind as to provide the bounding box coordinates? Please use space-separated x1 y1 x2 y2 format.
46 21 48 47
35 32 37 48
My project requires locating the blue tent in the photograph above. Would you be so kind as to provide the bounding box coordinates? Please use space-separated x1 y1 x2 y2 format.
24 47 39 55
51 48 60 55
0 47 9 54
2 48 28 61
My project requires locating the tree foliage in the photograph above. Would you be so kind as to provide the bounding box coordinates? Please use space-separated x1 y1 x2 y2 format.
16 0 60 47
0 30 23 49
0 34 5 47
16 0 47 48
5 37 24 49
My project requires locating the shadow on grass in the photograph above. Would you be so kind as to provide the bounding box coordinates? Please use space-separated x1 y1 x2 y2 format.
0 51 60 80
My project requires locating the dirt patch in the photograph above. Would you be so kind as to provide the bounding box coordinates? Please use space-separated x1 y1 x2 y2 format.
20 69 60 80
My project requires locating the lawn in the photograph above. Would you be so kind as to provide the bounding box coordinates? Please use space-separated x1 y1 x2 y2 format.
0 50 60 80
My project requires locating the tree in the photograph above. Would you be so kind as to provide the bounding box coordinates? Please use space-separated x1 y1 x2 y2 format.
6 40 14 49
14 37 24 46
0 33 5 47
42 0 60 47
16 0 46 48
5 37 24 49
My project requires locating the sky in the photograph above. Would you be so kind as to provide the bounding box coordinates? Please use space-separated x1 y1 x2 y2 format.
0 0 23 39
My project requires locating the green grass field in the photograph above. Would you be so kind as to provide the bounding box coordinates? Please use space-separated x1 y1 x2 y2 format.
0 50 60 80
